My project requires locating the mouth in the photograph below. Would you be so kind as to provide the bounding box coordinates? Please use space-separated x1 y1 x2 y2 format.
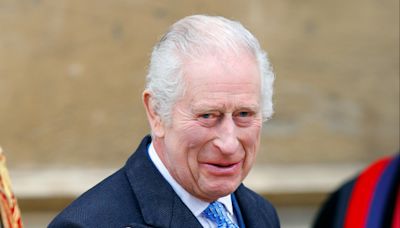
212 163 236 168
202 161 242 176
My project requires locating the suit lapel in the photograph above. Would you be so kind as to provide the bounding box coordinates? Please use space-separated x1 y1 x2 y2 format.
124 136 202 228
234 184 273 227
232 194 246 228
170 196 204 227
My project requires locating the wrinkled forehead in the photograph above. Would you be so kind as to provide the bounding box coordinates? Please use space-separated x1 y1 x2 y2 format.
181 51 261 83
177 52 262 105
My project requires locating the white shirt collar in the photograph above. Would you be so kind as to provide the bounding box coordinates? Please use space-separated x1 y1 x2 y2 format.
148 142 234 217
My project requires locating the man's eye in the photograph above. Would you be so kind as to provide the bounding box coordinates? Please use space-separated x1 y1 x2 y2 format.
234 111 256 126
236 111 253 118
197 113 220 126
201 113 212 119
239 112 249 117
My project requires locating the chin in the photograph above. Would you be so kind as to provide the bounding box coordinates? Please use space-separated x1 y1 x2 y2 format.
203 181 240 199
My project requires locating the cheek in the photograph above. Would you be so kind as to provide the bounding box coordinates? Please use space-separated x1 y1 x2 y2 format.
181 123 216 149
241 125 262 163
242 124 261 146
180 124 216 174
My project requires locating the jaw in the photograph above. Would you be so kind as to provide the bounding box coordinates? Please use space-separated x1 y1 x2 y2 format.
194 171 244 202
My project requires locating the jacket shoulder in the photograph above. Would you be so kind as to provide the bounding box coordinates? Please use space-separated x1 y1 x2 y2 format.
48 168 144 228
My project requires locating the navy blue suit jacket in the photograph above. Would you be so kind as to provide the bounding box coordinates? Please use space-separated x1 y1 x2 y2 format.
49 136 280 227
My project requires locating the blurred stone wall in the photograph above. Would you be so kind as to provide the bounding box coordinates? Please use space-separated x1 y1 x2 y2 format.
1 0 398 168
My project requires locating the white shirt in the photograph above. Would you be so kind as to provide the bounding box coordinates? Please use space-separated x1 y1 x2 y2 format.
148 142 238 228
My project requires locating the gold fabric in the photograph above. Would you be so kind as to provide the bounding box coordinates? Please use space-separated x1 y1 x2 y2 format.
0 147 23 228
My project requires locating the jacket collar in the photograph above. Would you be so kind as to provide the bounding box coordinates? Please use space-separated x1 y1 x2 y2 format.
124 135 202 227
235 184 279 227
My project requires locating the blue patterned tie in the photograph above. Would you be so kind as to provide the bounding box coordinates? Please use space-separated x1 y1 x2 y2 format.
202 201 238 228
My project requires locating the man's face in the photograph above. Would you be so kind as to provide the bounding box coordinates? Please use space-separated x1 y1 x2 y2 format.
157 53 262 202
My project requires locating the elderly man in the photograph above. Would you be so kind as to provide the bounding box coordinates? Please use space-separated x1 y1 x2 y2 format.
49 15 279 228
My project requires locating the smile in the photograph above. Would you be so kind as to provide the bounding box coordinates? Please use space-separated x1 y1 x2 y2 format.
202 161 242 176
213 163 236 168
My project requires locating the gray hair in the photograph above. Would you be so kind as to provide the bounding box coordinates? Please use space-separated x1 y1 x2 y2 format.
145 15 274 123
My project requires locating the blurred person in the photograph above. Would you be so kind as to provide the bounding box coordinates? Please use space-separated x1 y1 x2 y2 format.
0 147 23 228
49 15 279 228
313 153 399 228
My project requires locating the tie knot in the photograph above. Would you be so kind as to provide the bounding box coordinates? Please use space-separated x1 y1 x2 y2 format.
202 201 238 228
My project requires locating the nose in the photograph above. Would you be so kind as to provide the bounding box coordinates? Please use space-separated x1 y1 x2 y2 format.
213 114 240 155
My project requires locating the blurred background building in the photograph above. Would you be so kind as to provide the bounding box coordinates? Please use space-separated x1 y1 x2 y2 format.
0 0 398 227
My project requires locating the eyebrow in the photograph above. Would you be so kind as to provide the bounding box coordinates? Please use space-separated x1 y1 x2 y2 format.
190 102 260 113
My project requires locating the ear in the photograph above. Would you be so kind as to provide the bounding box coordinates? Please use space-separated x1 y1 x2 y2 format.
142 90 165 138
